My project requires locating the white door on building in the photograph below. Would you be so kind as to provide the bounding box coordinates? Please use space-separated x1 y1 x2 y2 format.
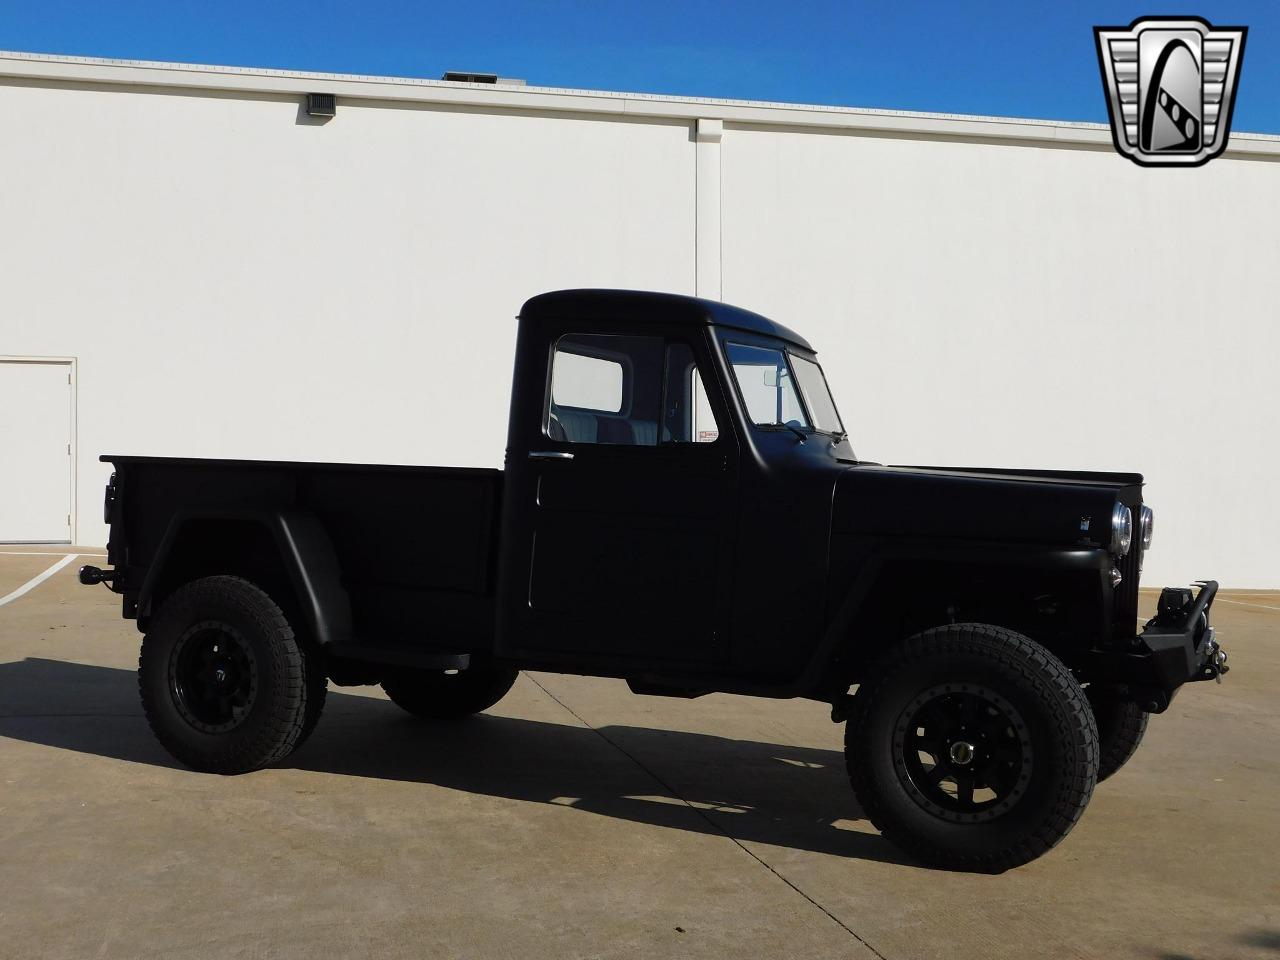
0 360 74 543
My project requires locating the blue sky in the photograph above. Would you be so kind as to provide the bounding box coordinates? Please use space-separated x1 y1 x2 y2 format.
2 1 1277 133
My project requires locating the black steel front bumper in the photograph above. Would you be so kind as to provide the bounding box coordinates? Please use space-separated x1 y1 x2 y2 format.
1089 580 1227 712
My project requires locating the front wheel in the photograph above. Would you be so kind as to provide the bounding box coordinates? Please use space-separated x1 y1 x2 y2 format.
846 623 1099 871
1088 689 1149 782
381 661 518 719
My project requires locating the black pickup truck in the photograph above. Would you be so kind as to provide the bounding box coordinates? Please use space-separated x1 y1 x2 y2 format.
82 289 1227 870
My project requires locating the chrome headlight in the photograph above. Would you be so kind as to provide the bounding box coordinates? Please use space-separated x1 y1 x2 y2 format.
1139 504 1154 551
1110 503 1133 557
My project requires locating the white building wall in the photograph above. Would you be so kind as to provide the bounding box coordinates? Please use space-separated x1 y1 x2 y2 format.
721 128 1280 587
1 53 1276 586
0 72 696 543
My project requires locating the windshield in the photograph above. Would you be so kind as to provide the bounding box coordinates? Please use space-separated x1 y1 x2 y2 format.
724 341 844 435
790 354 844 434
725 342 808 428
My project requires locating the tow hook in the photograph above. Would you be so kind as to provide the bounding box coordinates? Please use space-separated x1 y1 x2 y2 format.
830 693 857 724
78 565 117 587
1200 628 1229 684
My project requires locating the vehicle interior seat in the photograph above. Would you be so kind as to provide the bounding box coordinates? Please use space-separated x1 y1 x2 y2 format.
549 407 668 446
628 420 659 445
549 407 598 443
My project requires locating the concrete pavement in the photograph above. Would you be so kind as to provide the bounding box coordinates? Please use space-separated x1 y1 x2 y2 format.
0 550 1276 959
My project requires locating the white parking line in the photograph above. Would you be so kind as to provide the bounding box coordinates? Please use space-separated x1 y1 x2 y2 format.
0 554 78 608
1217 598 1280 613
0 551 105 557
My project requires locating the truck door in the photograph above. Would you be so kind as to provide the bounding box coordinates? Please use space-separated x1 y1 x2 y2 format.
501 328 738 666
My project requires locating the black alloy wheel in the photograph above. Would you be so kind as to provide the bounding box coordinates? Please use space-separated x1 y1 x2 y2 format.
139 576 318 774
895 685 1033 824
169 621 258 733
846 623 1099 871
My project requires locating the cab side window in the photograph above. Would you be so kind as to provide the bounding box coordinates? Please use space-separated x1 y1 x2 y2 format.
548 335 721 446
662 342 720 443
549 334 663 446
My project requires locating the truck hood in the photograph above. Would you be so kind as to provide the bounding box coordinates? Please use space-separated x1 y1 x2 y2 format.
833 464 1142 549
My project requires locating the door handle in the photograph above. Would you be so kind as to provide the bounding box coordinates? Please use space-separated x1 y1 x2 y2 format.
529 450 574 461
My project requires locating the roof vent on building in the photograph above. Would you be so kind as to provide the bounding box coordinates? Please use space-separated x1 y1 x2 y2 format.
305 93 336 117
440 71 526 86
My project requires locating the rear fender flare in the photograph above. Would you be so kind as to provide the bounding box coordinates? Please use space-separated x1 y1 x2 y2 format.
138 509 352 646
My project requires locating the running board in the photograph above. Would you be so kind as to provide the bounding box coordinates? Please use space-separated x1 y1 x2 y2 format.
327 643 471 671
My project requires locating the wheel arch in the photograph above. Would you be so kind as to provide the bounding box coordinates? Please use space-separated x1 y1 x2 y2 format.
137 509 351 647
811 541 1113 696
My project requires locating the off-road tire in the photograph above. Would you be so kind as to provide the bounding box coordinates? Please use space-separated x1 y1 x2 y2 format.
381 661 518 719
293 640 329 753
1087 689 1149 782
846 623 1099 872
139 576 316 774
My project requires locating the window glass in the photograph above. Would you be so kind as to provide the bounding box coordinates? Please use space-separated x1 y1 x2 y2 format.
548 334 664 446
691 370 719 443
725 342 809 428
552 350 622 413
662 342 720 443
790 354 844 434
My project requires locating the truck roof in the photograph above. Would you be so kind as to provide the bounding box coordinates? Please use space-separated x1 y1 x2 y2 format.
520 289 814 351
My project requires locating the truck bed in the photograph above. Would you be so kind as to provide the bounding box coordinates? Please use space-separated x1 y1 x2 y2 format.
103 455 504 651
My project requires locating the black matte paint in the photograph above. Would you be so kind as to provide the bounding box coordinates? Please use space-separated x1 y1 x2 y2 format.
96 289 1211 705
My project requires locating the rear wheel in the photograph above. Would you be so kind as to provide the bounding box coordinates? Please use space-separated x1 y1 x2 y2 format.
1088 689 1149 782
846 623 1099 871
381 661 518 719
139 576 318 774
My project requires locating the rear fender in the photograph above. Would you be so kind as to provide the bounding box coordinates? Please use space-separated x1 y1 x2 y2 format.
138 509 351 646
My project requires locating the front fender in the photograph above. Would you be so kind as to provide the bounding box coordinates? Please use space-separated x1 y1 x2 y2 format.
798 539 1112 697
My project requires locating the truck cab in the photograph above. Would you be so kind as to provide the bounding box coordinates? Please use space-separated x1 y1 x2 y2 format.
82 288 1228 871
497 290 851 689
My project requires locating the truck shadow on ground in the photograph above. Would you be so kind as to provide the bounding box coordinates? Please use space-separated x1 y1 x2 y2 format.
0 658 908 866
1154 927 1280 959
